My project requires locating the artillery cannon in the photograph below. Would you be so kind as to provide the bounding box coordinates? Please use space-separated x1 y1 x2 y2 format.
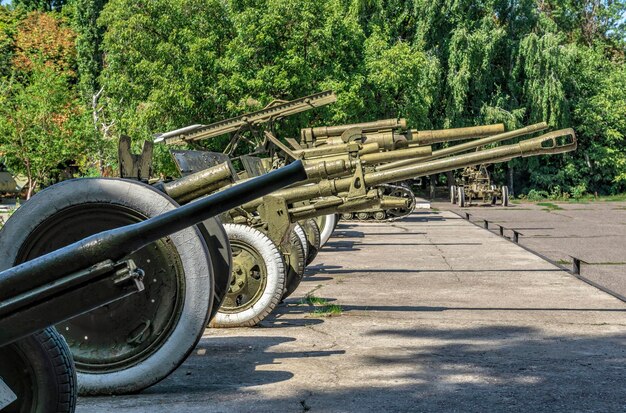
299 118 505 151
153 93 576 328
292 121 508 221
202 128 576 327
0 161 307 406
451 164 509 207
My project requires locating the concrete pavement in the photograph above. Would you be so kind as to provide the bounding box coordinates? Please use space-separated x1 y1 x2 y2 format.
78 210 626 412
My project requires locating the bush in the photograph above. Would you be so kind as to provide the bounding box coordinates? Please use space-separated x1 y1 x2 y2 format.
526 189 549 201
570 183 587 199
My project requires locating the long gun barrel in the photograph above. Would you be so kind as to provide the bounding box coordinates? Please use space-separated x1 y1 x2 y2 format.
301 120 505 150
0 161 307 346
377 122 549 171
155 91 337 145
410 124 506 145
154 161 236 204
301 118 407 142
244 129 576 208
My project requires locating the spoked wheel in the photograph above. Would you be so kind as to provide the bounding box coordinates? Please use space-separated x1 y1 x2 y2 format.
385 184 416 220
450 185 457 204
373 211 386 220
300 218 321 265
212 224 285 327
0 328 76 413
502 186 510 206
457 187 466 207
316 213 337 247
281 226 307 301
0 179 214 395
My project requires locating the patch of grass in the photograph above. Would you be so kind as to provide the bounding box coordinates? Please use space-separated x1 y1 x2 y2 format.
430 207 440 211
555 259 571 265
311 304 343 316
600 194 626 202
536 202 563 211
303 295 328 306
302 294 343 317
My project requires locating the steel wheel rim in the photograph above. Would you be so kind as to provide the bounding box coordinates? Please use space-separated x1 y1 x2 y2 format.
15 204 185 373
220 239 268 313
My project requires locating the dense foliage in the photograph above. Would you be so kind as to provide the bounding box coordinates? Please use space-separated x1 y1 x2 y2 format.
0 0 624 196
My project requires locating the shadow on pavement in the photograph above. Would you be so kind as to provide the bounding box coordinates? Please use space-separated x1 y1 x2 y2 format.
78 326 626 412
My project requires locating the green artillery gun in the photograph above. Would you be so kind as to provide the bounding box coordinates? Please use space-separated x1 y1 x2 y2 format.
154 92 577 328
155 90 342 246
0 154 306 403
239 121 509 222
190 127 577 328
451 164 509 207
299 117 505 151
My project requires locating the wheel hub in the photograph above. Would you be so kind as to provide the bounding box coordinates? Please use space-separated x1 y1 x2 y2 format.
16 204 185 373
221 241 267 312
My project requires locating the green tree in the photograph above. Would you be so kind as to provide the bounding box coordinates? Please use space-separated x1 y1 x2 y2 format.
12 0 68 12
0 65 86 198
74 0 107 100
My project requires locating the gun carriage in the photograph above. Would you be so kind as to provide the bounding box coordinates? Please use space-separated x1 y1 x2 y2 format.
0 162 307 409
157 114 577 328
450 164 509 207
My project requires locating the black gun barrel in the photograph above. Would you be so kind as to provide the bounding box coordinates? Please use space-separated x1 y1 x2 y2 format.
0 161 306 345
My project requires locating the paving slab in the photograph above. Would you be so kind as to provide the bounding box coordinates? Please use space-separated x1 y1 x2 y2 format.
435 200 626 298
78 210 626 413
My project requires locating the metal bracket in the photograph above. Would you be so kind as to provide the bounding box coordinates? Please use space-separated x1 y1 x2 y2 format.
347 161 367 198
263 131 298 160
118 135 153 181
257 195 292 245
570 256 588 275
114 259 145 292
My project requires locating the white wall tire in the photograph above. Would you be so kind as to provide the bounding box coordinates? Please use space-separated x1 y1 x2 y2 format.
197 217 232 322
300 218 321 265
502 186 510 206
293 223 308 261
212 224 285 327
457 186 466 207
281 227 307 301
318 213 337 247
0 178 214 395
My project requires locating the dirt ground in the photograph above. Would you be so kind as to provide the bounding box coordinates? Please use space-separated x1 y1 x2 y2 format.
434 199 626 299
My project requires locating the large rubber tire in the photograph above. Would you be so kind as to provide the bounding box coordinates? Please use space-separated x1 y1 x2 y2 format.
197 217 232 322
502 186 510 206
300 218 321 265
457 187 466 207
450 185 457 204
0 328 76 413
0 178 214 395
281 226 307 301
293 223 308 262
318 213 337 247
212 224 285 327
